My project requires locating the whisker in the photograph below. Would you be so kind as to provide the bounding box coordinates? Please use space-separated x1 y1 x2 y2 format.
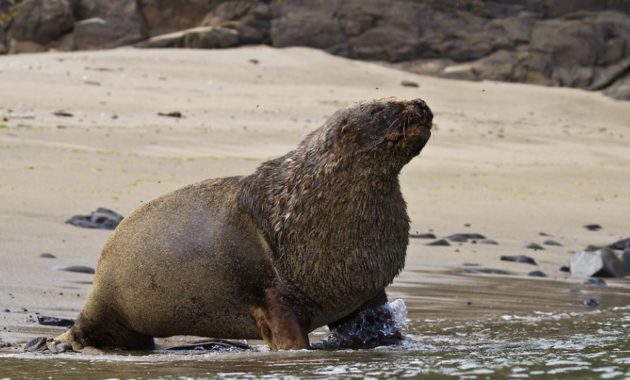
404 114 411 139
388 118 399 130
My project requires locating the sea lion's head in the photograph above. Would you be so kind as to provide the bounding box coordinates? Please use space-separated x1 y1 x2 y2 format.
324 97 433 172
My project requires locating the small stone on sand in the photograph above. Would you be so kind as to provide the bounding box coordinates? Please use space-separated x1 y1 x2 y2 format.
400 80 419 88
522 241 544 250
54 265 95 274
528 270 547 277
158 111 183 118
582 278 607 287
66 208 123 230
583 298 601 308
409 232 436 239
543 240 562 246
500 255 537 265
478 239 499 245
461 268 510 275
583 224 602 231
427 239 450 246
37 315 75 327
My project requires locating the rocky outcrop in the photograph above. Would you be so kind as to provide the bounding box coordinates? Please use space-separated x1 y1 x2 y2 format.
571 248 626 278
72 0 147 50
8 0 73 53
1 0 629 100
138 26 240 49
137 0 219 37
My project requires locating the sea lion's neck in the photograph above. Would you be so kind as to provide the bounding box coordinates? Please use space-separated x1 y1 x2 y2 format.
236 136 409 318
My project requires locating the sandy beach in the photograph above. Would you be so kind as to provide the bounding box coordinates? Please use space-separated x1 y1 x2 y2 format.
0 46 629 355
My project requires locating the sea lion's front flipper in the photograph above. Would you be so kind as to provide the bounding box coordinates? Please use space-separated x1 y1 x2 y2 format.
23 330 82 353
250 287 309 351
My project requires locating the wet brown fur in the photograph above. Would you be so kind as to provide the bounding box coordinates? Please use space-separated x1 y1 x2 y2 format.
55 97 433 351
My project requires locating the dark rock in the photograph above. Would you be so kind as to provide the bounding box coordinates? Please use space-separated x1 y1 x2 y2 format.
426 239 450 246
9 0 73 46
522 241 544 250
201 0 272 45
570 248 626 278
158 111 183 118
583 298 601 308
39 252 56 259
400 79 419 88
53 110 73 117
321 302 403 349
584 224 602 231
528 270 547 277
559 265 570 273
583 277 607 287
604 72 630 100
54 265 95 274
543 239 562 246
409 232 436 239
270 0 349 56
478 239 499 245
608 238 630 251
24 337 49 352
137 0 215 37
139 26 239 49
539 232 552 237
73 0 147 50
446 233 486 242
461 267 510 275
37 315 74 327
585 244 602 252
3 0 629 102
500 255 537 265
66 207 123 230
621 248 630 273
3 309 9 312
447 234 468 243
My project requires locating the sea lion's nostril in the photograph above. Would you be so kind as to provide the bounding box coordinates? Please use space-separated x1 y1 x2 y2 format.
410 99 433 123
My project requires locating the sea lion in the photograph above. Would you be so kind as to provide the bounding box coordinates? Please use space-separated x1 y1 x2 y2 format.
53 97 433 351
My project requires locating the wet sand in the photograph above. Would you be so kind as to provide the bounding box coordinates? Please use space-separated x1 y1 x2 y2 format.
0 47 629 376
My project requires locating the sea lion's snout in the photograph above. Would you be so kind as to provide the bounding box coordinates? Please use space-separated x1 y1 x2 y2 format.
384 98 433 142
407 99 433 129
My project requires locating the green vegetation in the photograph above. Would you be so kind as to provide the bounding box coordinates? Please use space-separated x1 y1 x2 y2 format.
0 3 19 25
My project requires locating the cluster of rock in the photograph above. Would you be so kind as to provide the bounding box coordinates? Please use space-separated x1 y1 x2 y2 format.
1 0 629 100
571 238 630 278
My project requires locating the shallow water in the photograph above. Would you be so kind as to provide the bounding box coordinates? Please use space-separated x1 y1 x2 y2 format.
2 272 629 379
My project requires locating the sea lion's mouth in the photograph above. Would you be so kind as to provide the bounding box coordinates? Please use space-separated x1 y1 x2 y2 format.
380 99 433 155
384 109 432 144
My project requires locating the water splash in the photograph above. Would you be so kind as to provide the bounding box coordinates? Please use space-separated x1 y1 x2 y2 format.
321 299 408 349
